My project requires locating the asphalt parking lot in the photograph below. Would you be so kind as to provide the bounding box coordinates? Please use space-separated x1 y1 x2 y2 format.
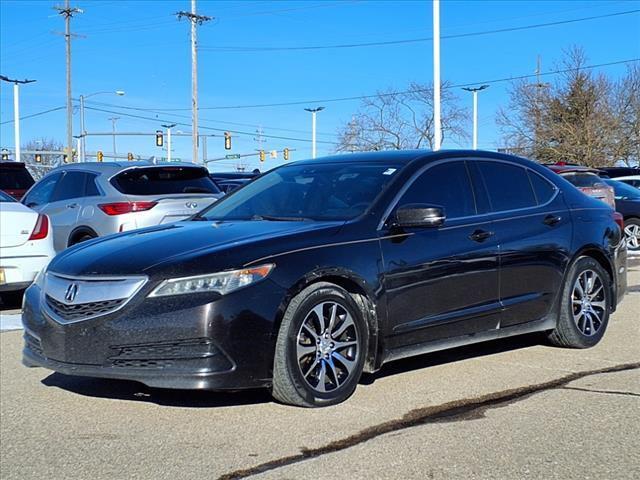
1 258 638 480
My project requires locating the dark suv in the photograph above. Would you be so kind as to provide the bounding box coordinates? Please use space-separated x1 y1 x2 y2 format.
0 162 35 200
23 150 627 407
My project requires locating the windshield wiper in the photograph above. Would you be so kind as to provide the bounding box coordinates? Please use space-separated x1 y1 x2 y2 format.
252 214 310 222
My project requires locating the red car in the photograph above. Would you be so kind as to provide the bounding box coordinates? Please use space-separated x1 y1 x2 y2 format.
545 163 615 208
0 162 35 201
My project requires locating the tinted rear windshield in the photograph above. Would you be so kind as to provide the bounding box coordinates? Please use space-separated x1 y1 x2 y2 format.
110 167 221 195
0 166 35 190
561 172 606 188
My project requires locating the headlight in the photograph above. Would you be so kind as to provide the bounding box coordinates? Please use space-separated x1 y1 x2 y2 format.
148 264 275 298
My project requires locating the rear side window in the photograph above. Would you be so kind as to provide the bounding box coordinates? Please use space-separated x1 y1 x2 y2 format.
22 173 62 207
399 161 476 219
528 171 556 205
111 167 221 195
0 166 35 190
561 172 605 188
479 162 537 212
51 172 88 202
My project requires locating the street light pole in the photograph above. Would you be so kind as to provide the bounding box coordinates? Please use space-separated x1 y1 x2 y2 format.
462 85 489 150
109 117 120 154
0 75 36 162
304 107 324 159
162 123 177 162
433 0 441 151
79 90 124 162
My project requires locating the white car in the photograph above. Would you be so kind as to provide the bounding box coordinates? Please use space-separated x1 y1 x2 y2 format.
0 190 55 303
613 175 640 189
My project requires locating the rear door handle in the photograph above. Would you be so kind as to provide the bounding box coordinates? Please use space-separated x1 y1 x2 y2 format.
469 229 494 242
543 214 562 226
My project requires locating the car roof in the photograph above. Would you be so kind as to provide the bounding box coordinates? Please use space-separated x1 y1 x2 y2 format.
46 161 207 176
614 175 640 181
0 161 28 169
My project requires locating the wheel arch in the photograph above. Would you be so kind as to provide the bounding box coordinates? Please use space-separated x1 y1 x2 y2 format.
568 245 616 311
67 226 99 247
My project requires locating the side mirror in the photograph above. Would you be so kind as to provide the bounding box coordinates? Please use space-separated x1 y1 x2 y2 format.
393 204 446 228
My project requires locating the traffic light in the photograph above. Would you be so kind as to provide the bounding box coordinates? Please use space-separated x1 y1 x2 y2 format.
283 148 289 161
97 151 104 162
35 153 42 163
224 132 231 150
155 130 164 147
1 149 8 161
127 152 134 161
259 150 265 162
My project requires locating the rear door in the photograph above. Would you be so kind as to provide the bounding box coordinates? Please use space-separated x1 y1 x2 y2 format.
474 160 572 327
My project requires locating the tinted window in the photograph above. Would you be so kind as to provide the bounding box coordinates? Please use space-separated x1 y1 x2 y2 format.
479 162 536 211
0 190 16 202
399 161 476 219
528 171 556 204
0 166 35 190
111 167 220 195
52 172 87 202
561 172 605 188
200 163 400 221
604 179 640 201
22 173 62 207
85 174 100 196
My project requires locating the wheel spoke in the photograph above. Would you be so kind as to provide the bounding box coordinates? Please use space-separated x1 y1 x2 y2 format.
332 313 355 339
332 351 356 375
590 284 603 298
303 358 320 378
301 323 319 341
333 339 358 350
574 278 585 298
327 303 338 332
586 313 595 335
316 362 327 392
296 343 316 361
326 357 341 388
312 303 326 333
590 300 606 310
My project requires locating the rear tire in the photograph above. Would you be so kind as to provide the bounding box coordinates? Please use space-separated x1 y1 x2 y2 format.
272 282 368 407
548 256 611 349
68 233 96 247
623 218 640 251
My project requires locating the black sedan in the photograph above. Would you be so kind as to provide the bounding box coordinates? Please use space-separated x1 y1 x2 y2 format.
603 178 640 251
22 150 627 407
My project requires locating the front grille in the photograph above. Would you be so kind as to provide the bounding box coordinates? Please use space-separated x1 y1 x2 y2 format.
46 295 125 322
24 332 43 357
109 338 217 360
112 359 174 369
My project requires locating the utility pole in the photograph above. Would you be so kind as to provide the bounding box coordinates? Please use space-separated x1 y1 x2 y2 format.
433 0 441 151
177 1 212 164
162 123 176 162
304 107 324 159
55 1 82 161
108 117 120 154
0 75 36 162
462 85 489 150
252 125 265 171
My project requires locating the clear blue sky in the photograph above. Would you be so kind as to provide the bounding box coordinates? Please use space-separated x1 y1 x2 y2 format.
1 0 639 171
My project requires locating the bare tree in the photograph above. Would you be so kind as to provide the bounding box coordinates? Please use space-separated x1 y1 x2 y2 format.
22 138 64 180
498 47 639 167
335 82 469 152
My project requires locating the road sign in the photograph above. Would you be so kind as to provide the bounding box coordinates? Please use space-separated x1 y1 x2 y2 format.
225 154 241 159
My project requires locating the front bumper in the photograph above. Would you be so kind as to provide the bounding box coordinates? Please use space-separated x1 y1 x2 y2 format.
614 242 628 307
22 278 286 390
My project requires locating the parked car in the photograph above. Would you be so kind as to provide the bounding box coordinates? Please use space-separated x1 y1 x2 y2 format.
23 150 627 407
545 164 615 208
215 178 251 194
0 161 35 201
0 190 55 304
602 178 640 251
610 175 640 189
21 162 223 252
597 166 640 178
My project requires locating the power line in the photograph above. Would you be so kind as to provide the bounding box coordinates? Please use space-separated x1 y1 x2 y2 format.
199 9 640 52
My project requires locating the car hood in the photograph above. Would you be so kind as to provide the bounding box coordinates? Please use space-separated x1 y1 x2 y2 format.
48 219 345 277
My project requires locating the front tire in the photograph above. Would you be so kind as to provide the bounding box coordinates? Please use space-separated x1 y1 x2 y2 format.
548 256 611 349
272 282 368 407
623 218 640 251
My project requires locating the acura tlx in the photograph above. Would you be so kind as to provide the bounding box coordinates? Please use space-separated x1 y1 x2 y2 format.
22 150 627 407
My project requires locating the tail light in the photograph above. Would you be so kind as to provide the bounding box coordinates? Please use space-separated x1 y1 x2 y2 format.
603 186 616 209
612 212 624 232
98 201 157 216
28 214 49 240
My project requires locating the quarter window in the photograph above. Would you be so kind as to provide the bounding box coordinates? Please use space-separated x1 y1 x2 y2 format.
528 171 556 205
398 161 476 219
478 162 537 212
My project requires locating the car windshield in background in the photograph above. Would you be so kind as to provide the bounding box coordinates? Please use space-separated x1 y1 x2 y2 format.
110 167 221 195
560 172 605 188
0 168 35 191
0 190 16 202
604 179 640 200
199 162 401 221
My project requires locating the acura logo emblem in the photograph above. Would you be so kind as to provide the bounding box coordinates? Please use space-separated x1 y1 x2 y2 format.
186 202 198 209
64 283 79 303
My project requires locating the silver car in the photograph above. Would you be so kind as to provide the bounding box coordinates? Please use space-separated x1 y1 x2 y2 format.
21 162 223 251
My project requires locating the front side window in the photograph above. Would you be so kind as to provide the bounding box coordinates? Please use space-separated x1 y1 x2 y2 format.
199 162 401 221
398 161 476 219
22 173 62 207
479 162 537 212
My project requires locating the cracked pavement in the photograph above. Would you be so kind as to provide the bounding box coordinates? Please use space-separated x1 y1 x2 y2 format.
1 257 639 479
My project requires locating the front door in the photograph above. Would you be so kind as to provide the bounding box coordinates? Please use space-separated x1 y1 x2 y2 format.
379 160 500 350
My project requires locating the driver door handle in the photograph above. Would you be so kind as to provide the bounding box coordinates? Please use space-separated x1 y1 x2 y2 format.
543 214 562 226
469 229 494 243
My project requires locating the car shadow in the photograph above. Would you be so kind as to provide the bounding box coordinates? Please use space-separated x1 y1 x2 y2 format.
41 333 546 407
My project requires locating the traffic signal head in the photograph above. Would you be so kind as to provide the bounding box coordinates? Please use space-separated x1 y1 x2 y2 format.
97 151 104 162
259 150 265 162
1 149 8 161
156 130 164 147
283 148 289 161
127 152 134 161
35 153 42 163
224 132 232 150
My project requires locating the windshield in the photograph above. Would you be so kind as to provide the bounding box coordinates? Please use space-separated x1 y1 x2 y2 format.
110 166 221 195
604 179 640 200
198 162 401 221
560 172 605 188
0 190 16 202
